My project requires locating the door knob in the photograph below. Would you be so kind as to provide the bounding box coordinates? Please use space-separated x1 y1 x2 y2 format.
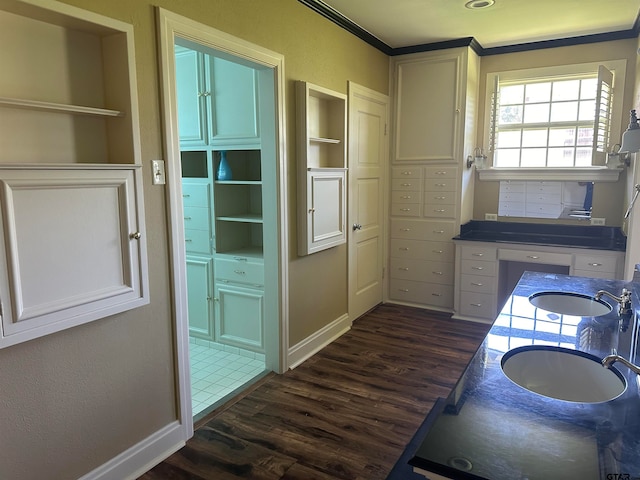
353 223 362 231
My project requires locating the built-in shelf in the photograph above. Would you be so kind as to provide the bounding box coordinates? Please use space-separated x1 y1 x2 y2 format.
217 214 263 223
310 137 341 144
215 180 262 185
0 96 123 117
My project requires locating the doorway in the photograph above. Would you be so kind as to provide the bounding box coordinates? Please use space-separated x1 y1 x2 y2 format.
157 8 289 434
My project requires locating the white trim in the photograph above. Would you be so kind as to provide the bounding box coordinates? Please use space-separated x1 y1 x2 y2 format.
287 313 351 369
155 4 290 455
477 166 622 182
78 421 186 480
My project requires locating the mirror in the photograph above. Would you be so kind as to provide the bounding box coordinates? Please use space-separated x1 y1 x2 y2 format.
498 181 593 220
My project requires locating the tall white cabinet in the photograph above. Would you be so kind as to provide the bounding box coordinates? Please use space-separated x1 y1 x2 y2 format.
176 46 266 353
388 47 479 312
0 0 148 349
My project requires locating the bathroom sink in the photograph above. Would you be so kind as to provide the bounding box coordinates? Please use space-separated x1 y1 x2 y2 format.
529 291 612 316
501 346 627 403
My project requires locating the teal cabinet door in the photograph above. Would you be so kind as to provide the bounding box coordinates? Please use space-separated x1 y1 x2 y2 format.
175 48 208 146
214 283 264 353
186 256 214 340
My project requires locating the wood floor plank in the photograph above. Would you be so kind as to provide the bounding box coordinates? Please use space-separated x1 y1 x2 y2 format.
139 304 489 480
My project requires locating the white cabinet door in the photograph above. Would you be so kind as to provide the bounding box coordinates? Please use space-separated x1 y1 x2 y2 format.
214 283 264 353
0 166 148 348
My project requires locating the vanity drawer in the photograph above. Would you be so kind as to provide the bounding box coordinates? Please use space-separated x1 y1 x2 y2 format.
215 257 264 286
573 254 619 274
184 228 211 255
389 279 453 308
391 178 422 191
423 204 456 219
392 167 423 179
458 291 495 320
390 258 454 284
424 166 457 180
183 205 211 230
460 246 497 261
424 177 457 192
460 274 496 294
390 239 454 262
460 260 497 277
182 182 210 207
498 248 571 266
424 191 457 206
391 191 422 204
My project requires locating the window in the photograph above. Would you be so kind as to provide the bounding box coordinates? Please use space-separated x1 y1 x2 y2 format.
486 61 625 170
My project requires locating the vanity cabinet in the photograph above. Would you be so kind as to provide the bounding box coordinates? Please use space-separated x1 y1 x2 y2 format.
0 1 148 348
296 81 347 256
388 47 479 311
175 46 260 149
454 240 625 323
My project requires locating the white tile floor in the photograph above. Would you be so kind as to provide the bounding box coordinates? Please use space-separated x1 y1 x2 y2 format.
189 338 266 417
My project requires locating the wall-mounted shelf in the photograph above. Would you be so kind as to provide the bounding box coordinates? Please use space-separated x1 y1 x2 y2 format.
0 96 124 117
296 81 347 255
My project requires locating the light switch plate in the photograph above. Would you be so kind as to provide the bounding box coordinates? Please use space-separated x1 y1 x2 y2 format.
151 160 166 185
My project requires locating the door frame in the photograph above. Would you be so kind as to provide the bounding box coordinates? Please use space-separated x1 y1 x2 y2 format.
156 8 289 440
347 82 390 320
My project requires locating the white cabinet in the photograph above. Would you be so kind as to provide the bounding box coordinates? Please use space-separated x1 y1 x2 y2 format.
186 256 214 340
0 1 147 348
0 166 148 348
296 81 347 256
175 46 260 149
388 47 479 311
454 243 498 322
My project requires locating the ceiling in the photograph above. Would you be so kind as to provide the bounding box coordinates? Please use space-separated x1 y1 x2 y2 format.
308 0 640 53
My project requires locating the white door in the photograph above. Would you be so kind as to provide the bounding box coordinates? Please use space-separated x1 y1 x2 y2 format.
348 82 389 320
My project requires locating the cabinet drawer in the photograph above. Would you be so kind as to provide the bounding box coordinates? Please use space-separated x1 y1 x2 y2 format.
460 273 496 294
573 269 617 280
458 291 496 320
391 219 455 241
390 258 454 284
424 166 457 180
498 248 571 266
183 205 211 230
182 183 210 207
424 177 457 192
460 246 497 261
390 239 454 262
573 254 619 274
391 204 421 217
389 279 453 308
215 257 264 286
391 191 421 204
184 228 211 254
525 182 562 195
392 167 423 179
460 260 497 277
423 204 456 219
391 178 422 191
424 191 456 205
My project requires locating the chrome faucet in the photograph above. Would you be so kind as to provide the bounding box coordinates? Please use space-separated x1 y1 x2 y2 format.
602 355 640 375
595 288 633 317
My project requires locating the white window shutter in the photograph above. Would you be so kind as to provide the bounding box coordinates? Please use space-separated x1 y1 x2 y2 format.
488 74 500 162
593 64 614 164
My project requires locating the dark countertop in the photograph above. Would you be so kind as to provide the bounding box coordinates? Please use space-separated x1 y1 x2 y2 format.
453 220 627 251
410 272 640 480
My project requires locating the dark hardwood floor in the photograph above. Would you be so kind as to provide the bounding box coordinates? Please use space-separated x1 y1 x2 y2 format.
139 304 490 480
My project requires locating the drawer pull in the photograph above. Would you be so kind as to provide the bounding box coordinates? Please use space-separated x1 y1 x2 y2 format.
399 288 410 292
434 196 446 200
434 209 446 213
471 282 484 287
431 293 442 297
470 303 483 307
472 253 484 257
435 183 447 187
401 171 413 175
401 208 411 212
433 250 443 254
588 263 603 267
526 255 540 259
472 266 484 270
401 183 412 187
401 195 412 199
432 271 443 275
399 267 409 271
185 239 193 242
400 228 411 232
433 230 445 234
182 194 191 198
400 247 410 251
233 256 248 262
184 216 192 220
434 171 447 175
234 270 246 275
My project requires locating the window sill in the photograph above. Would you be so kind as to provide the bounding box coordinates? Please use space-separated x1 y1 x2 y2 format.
476 166 623 182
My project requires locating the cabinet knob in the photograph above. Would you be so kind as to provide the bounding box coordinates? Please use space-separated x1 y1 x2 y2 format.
129 232 142 240
308 208 316 213
353 223 362 231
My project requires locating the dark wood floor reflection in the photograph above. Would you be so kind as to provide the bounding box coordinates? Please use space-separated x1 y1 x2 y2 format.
139 304 490 480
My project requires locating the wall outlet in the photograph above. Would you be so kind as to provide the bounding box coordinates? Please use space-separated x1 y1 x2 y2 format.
485 213 498 221
591 217 606 226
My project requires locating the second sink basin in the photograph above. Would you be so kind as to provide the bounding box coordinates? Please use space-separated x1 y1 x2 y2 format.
529 291 612 316
501 346 627 403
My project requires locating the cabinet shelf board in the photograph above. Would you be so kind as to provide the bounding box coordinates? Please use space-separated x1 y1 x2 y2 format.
309 137 341 144
217 214 263 223
216 248 263 260
215 180 262 185
0 96 124 117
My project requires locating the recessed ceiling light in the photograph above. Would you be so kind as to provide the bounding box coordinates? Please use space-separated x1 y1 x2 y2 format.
465 0 495 9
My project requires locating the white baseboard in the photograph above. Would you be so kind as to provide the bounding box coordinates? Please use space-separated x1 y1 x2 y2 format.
79 420 187 480
287 313 350 369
